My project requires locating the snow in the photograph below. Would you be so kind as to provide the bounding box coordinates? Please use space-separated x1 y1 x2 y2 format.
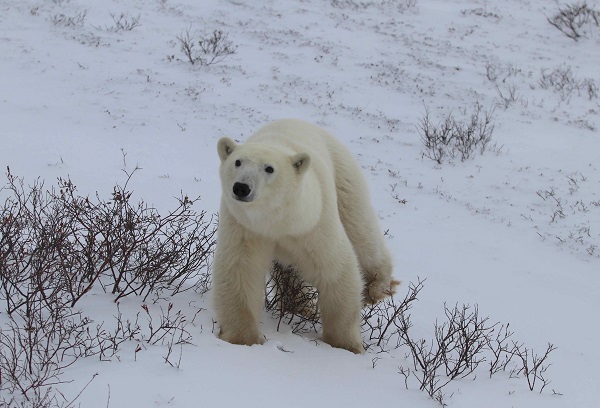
1 0 599 407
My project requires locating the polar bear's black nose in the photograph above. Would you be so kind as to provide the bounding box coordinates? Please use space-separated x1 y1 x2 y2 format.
233 182 251 198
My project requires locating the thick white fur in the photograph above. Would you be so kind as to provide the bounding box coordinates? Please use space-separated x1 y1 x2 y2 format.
212 119 397 354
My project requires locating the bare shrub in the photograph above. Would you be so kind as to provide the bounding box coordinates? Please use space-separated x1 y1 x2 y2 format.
399 304 494 403
51 10 87 28
539 65 598 101
138 302 195 368
419 104 496 164
0 166 216 313
485 61 500 82
0 174 75 314
0 298 95 405
510 343 557 393
547 1 600 41
485 62 521 84
361 278 425 352
0 164 214 404
486 323 518 377
265 263 320 334
535 181 599 258
582 78 599 99
331 0 416 11
262 267 557 405
536 187 566 223
140 303 192 346
0 295 191 404
106 12 141 32
495 84 520 109
461 7 500 20
176 28 237 66
89 304 141 361
398 303 557 405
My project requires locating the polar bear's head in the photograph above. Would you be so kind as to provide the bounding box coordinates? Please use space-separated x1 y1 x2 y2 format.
217 137 315 235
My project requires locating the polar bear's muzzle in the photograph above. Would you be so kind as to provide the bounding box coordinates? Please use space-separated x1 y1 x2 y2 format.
232 182 254 202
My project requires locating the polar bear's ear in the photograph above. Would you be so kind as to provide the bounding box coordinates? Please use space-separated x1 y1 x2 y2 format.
291 153 310 175
217 137 237 162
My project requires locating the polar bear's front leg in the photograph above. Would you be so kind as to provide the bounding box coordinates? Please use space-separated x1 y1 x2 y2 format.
318 275 364 353
212 209 274 346
310 248 365 354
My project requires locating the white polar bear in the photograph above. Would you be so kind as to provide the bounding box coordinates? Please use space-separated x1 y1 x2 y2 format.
212 119 398 354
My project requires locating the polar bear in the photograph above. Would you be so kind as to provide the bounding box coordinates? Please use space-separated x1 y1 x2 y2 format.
212 119 398 354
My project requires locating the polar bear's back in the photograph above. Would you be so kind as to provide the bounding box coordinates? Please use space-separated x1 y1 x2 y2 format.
247 119 356 171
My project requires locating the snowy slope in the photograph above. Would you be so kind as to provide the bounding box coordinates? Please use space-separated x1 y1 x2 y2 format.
1 0 599 407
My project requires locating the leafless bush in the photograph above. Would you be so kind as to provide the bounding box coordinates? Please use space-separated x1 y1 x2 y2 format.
79 177 215 302
535 179 599 258
138 303 194 369
485 61 521 84
398 304 494 403
263 266 557 405
582 78 599 99
437 305 491 379
0 166 216 313
419 104 496 164
486 323 518 377
265 263 320 334
547 2 600 41
536 187 566 223
361 278 425 352
495 84 520 109
0 298 94 405
510 343 557 393
461 7 500 19
139 303 192 347
0 173 78 314
398 303 557 405
539 65 598 101
51 10 87 28
0 298 191 404
176 28 237 66
484 62 528 111
88 304 141 362
106 12 141 32
331 0 416 11
0 162 214 404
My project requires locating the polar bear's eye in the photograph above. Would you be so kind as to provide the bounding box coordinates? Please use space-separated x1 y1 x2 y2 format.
265 166 274 174
235 160 241 167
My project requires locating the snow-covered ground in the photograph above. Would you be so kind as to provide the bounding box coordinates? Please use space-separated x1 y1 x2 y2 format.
1 0 599 406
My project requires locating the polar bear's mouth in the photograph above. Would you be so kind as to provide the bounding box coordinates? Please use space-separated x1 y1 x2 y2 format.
233 195 254 203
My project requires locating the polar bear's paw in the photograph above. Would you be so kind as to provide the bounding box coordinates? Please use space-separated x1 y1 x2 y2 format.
219 328 265 347
323 333 365 354
364 278 401 305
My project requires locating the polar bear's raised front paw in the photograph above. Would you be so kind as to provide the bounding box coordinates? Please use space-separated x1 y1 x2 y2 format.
364 278 401 305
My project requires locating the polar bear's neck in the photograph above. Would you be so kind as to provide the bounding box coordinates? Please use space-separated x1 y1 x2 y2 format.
282 177 323 236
